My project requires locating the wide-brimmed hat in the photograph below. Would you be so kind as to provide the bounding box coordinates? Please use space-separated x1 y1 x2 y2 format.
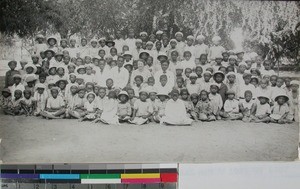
24 64 37 74
210 82 221 89
36 83 46 89
226 71 236 78
196 35 205 41
44 49 55 56
157 52 168 60
257 93 270 101
86 92 96 99
54 50 64 57
56 78 68 86
2 88 11 94
47 36 57 44
76 65 86 73
105 40 115 46
213 71 225 79
35 34 45 40
139 50 149 58
25 75 37 83
118 91 129 99
175 32 183 37
275 93 289 102
123 51 132 57
157 90 169 98
50 86 60 92
290 80 300 86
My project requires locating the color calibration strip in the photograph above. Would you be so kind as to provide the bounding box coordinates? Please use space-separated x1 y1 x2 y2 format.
0 164 178 184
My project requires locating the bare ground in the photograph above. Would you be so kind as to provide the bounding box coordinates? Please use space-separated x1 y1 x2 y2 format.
0 113 298 164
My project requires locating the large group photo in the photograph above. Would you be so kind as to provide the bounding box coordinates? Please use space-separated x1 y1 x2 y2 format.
0 0 299 163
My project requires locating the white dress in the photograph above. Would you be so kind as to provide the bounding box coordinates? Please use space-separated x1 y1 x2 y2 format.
161 99 193 125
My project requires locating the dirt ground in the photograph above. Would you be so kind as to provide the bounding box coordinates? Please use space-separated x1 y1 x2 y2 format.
0 113 298 164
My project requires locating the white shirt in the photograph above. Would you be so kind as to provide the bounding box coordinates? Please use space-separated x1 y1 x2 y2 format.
114 39 126 54
110 66 129 89
95 66 111 87
125 38 136 52
154 70 175 89
195 44 209 59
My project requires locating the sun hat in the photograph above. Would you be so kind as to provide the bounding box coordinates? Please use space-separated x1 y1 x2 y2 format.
157 52 168 60
156 30 163 35
157 89 169 98
76 65 86 73
135 39 143 43
226 71 236 78
146 41 154 45
117 91 129 99
212 36 221 42
36 83 46 89
123 51 133 57
47 36 57 44
139 50 149 58
187 35 194 40
235 48 245 54
189 73 198 78
13 74 22 79
86 92 96 99
36 34 45 40
25 75 37 83
175 32 183 37
229 55 237 60
56 78 68 86
24 64 37 74
275 93 289 102
50 86 60 92
257 93 270 101
213 71 225 79
203 71 212 76
210 82 221 89
44 49 55 56
169 39 177 43
239 62 248 67
54 50 64 57
140 32 148 36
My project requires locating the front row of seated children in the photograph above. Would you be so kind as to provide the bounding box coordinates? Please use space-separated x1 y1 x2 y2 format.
1 78 298 125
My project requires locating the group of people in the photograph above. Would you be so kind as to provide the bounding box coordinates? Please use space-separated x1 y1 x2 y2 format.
1 29 299 125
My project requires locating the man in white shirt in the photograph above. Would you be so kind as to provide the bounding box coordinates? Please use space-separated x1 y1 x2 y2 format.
95 59 111 87
194 35 209 59
110 56 129 89
114 30 126 55
125 28 136 52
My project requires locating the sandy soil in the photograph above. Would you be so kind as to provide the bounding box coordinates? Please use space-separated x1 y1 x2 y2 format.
0 113 298 164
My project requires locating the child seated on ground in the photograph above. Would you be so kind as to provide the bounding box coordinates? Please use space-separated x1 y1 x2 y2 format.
180 89 197 120
153 90 169 123
195 90 216 121
250 94 271 123
68 86 86 119
222 90 243 120
209 83 223 120
130 91 154 125
1 88 12 115
40 87 66 119
20 89 34 116
239 90 255 122
270 93 291 124
161 89 194 126
9 90 23 115
80 92 97 122
95 90 119 125
117 91 132 122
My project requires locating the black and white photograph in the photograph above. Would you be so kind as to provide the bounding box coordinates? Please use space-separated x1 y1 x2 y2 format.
0 0 299 163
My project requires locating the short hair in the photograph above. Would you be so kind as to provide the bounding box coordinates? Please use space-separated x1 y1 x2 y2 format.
134 75 144 82
180 88 189 95
244 90 253 96
160 74 168 80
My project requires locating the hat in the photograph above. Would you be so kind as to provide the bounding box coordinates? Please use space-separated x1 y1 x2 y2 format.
85 81 94 87
226 72 236 78
25 75 37 83
147 86 157 94
139 90 148 96
229 55 237 60
226 89 235 95
222 51 229 55
175 64 184 70
24 64 37 74
242 72 252 78
187 35 194 40
239 62 247 67
76 65 86 73
275 93 289 102
56 79 68 85
169 39 177 43
135 39 142 43
196 35 205 41
70 83 79 89
50 86 60 92
2 88 11 94
250 76 259 82
86 92 96 99
146 41 154 46
257 93 269 101
92 56 101 61
78 85 86 91
213 71 225 79
210 82 220 89
157 90 169 98
105 40 115 46
98 37 106 42
55 50 64 57
203 71 212 76
189 73 198 78
123 51 132 57
48 80 57 86
44 49 55 56
175 32 183 37
170 89 180 95
90 38 98 43
13 74 22 79
140 32 148 36
69 73 76 77
47 36 57 44
118 91 129 99
212 36 221 42
157 52 168 60
36 83 46 89
215 54 223 59
139 50 149 58
35 34 45 40
290 80 300 86
156 30 163 35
